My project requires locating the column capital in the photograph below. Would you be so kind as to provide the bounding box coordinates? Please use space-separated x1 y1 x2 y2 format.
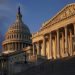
43 34 47 39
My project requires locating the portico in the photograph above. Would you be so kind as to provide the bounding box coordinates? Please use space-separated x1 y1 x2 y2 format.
32 3 75 59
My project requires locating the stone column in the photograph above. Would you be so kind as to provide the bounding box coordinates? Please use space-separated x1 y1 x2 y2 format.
65 26 68 56
70 29 73 56
33 43 35 56
37 42 40 56
73 24 75 55
57 29 60 58
61 32 65 57
55 35 57 59
74 23 75 35
43 36 46 57
49 33 52 59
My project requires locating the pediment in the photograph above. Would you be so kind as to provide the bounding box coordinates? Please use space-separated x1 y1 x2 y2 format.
42 3 75 28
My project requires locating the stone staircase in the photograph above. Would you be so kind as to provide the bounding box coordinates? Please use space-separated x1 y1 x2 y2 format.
15 56 75 75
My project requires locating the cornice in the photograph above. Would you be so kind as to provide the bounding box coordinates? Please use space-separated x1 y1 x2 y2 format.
41 3 75 29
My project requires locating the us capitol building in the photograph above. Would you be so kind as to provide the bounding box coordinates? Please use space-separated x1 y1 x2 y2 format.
1 3 75 75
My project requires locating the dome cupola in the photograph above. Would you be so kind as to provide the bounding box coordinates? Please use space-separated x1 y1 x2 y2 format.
2 6 32 52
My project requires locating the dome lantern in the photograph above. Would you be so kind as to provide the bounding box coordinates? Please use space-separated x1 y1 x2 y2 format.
16 6 22 22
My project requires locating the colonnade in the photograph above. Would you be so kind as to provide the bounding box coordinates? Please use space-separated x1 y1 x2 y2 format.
33 24 75 59
3 43 29 51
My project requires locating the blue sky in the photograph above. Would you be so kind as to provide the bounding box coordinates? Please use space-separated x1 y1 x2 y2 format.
0 0 75 35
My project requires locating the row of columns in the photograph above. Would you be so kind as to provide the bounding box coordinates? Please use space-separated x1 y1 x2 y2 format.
3 43 28 51
33 24 75 59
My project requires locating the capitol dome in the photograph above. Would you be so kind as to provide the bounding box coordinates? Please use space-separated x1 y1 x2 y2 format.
2 7 32 52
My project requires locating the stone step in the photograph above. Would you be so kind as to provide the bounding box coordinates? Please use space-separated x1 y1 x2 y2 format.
15 56 75 75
